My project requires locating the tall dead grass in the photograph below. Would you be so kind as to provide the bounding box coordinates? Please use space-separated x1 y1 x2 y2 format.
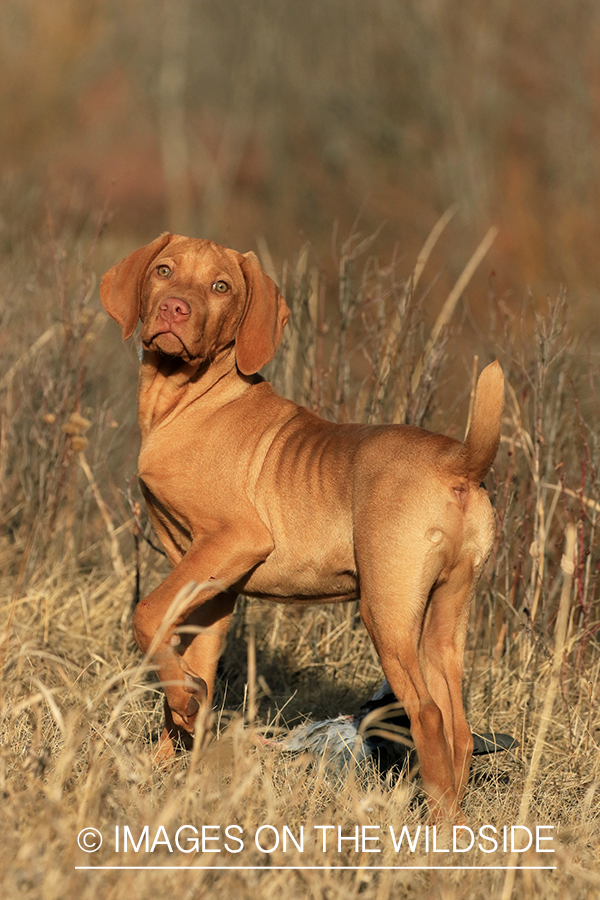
0 221 598 899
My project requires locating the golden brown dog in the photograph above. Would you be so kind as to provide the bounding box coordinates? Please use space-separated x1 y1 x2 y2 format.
101 233 504 821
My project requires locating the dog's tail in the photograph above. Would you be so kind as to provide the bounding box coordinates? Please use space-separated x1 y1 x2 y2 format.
463 360 504 483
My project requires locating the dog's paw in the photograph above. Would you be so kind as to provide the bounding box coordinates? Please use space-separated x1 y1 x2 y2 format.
184 671 208 701
162 672 209 732
177 671 208 723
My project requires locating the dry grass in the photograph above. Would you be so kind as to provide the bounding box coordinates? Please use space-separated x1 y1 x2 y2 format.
1 222 599 899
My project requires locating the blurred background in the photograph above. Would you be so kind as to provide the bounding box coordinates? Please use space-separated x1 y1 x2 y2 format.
1 0 600 333
2 9 599 876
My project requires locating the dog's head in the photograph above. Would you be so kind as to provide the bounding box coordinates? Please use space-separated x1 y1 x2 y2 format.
100 233 290 375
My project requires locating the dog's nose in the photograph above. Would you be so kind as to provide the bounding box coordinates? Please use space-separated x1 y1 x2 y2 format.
158 297 191 325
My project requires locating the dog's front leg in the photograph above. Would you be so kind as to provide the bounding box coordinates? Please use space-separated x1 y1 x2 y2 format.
156 590 238 759
132 521 273 754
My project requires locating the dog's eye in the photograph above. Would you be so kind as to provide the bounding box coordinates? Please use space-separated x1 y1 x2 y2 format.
212 281 230 294
157 265 172 277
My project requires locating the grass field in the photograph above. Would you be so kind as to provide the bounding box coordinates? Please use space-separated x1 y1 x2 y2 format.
1 221 599 899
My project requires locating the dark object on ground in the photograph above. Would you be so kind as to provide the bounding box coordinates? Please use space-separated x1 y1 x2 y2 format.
264 679 518 779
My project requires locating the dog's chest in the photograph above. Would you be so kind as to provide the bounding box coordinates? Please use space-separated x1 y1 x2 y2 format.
137 431 210 546
137 414 260 555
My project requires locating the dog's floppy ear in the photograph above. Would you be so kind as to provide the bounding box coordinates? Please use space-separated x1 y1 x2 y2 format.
236 251 290 375
100 233 173 339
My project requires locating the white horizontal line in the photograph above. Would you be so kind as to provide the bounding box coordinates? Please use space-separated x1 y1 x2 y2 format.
75 865 556 871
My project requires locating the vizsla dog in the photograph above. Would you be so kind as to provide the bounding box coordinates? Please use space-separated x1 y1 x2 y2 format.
101 233 504 822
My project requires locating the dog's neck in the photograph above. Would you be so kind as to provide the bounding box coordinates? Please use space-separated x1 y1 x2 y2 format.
137 346 251 437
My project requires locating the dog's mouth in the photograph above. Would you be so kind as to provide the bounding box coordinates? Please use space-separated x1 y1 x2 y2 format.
144 329 194 360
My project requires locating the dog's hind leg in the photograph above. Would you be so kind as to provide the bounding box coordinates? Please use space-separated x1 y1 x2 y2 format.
418 556 479 804
356 529 462 822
